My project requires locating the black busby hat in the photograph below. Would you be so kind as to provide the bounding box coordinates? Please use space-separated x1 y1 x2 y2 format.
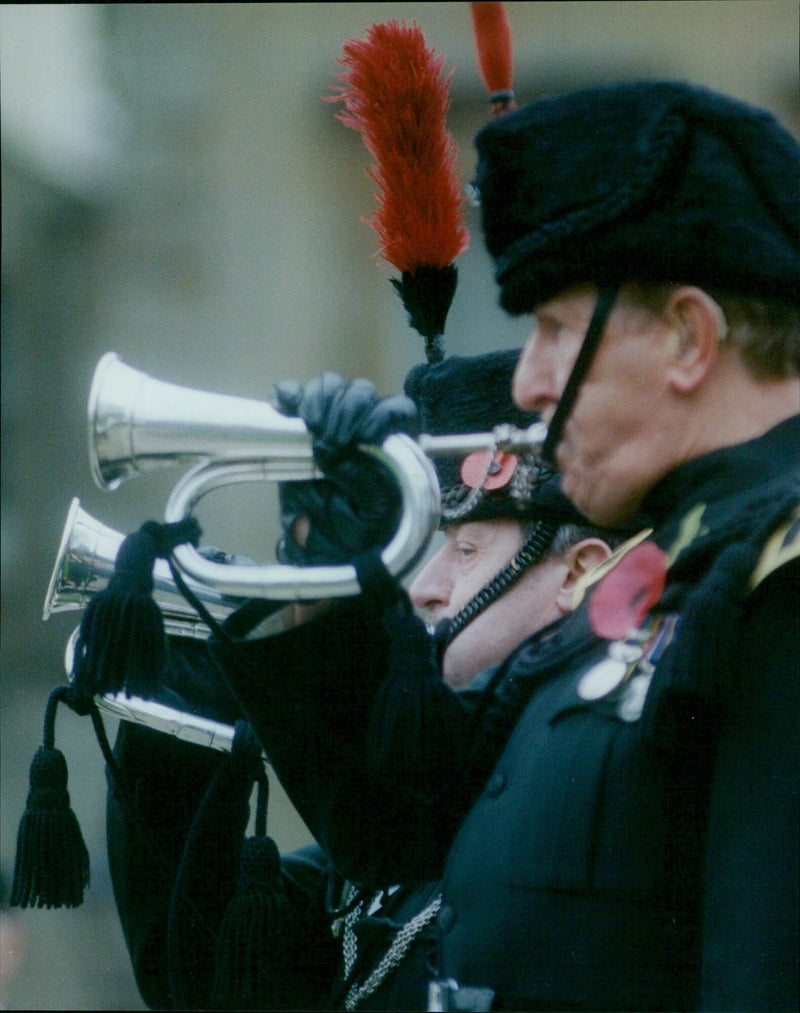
474 80 800 315
405 348 530 523
404 348 583 527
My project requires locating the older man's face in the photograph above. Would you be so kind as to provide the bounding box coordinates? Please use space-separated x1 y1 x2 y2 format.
512 285 680 526
409 518 566 688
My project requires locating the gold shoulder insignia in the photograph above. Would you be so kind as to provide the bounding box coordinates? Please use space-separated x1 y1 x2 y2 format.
749 504 800 591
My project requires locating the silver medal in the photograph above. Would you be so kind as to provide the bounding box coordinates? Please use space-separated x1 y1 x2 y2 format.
616 670 654 722
578 638 645 701
577 656 629 700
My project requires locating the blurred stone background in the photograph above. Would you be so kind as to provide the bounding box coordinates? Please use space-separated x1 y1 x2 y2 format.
1 3 797 1009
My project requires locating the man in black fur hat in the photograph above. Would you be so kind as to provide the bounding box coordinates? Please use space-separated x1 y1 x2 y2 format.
210 81 798 1011
461 80 799 1010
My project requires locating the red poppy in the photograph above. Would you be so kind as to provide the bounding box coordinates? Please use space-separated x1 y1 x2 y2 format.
461 450 517 491
588 540 668 640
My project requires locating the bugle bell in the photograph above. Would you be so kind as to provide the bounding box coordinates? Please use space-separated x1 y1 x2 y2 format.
88 353 442 599
43 497 244 637
45 499 247 753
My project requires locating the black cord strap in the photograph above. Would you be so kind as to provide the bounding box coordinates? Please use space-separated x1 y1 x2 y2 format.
541 285 618 465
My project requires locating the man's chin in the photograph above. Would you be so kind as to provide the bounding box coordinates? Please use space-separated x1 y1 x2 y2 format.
561 470 640 529
580 493 644 530
442 656 476 691
558 465 588 516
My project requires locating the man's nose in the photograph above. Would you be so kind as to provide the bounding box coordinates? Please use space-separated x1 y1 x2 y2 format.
512 334 559 419
409 552 451 612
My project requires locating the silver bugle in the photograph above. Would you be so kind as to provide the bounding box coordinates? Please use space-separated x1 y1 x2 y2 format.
50 503 246 754
43 497 244 634
88 353 441 598
86 353 548 600
62 625 241 754
49 500 247 754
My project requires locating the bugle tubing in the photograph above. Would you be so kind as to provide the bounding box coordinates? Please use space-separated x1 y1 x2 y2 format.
45 500 245 754
88 353 441 598
62 625 241 754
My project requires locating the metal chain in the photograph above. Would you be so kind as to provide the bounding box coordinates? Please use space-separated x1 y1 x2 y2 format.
339 885 365 982
440 469 493 522
342 893 443 1010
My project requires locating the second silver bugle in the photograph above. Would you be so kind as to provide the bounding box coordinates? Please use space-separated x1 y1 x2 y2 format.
43 497 245 635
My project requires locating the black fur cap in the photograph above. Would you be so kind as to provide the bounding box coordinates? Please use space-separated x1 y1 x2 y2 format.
474 80 800 314
404 349 583 525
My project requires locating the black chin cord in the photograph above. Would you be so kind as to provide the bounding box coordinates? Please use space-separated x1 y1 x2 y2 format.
439 520 559 648
541 285 618 466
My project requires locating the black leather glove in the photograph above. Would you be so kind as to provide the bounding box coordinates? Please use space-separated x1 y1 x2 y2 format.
274 372 420 566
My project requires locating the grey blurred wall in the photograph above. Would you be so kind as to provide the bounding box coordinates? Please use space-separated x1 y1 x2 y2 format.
1 3 797 1009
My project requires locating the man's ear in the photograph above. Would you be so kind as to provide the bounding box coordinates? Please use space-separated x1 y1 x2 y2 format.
556 538 612 613
663 286 726 394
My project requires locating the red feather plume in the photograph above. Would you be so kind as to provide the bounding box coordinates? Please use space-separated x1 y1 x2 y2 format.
328 20 468 273
327 21 469 361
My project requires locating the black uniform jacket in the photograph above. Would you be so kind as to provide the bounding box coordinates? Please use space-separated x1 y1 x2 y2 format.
105 611 468 1010
107 704 452 1011
108 416 799 1011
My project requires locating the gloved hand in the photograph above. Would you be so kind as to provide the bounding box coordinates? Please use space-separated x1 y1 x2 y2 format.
274 372 420 566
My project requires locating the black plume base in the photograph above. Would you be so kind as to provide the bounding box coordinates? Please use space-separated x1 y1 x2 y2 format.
391 263 458 364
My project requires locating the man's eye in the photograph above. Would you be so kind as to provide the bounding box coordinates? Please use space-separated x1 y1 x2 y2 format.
456 545 477 561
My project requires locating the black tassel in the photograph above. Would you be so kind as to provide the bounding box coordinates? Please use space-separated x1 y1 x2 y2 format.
211 756 298 1010
391 263 458 364
71 517 202 700
211 835 291 1008
10 686 90 909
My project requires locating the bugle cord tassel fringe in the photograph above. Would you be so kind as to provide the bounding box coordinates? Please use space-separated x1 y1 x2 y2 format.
10 685 90 908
